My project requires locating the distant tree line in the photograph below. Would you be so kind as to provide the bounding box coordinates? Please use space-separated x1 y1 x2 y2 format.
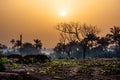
0 34 43 56
10 35 42 49
9 35 42 56
0 22 120 59
54 22 120 59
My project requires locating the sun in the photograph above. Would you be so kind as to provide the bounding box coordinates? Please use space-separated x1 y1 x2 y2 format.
60 9 67 17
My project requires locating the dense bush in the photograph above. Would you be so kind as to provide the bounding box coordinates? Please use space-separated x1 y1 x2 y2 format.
7 54 22 59
35 54 50 63
17 54 50 64
24 57 36 64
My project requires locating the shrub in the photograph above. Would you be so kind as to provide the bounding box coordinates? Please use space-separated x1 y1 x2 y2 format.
22 55 36 64
25 57 36 64
12 63 18 69
0 57 9 63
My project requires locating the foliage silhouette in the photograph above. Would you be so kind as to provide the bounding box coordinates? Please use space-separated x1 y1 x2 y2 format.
107 26 120 55
55 22 99 59
33 39 42 50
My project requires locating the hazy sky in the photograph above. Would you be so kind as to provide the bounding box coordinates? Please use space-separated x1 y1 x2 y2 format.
0 0 120 48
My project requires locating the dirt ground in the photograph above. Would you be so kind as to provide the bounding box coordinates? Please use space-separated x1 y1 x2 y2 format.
0 58 120 80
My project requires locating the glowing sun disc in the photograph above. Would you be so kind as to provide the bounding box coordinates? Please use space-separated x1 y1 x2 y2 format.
60 10 67 17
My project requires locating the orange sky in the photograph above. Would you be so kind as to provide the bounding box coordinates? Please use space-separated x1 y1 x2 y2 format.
0 0 120 48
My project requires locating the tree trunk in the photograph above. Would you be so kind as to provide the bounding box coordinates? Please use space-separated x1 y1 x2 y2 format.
83 47 86 59
68 52 70 59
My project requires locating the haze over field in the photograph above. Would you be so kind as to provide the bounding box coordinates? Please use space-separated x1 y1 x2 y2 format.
0 0 120 48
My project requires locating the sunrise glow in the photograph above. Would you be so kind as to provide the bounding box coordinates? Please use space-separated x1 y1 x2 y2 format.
0 0 120 48
60 9 67 17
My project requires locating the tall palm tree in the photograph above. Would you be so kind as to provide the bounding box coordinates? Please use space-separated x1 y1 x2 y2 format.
107 26 120 54
34 39 42 50
10 35 23 48
109 26 120 42
15 40 22 48
80 33 99 59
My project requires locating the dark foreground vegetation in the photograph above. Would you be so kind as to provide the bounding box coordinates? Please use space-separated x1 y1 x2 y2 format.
0 57 120 80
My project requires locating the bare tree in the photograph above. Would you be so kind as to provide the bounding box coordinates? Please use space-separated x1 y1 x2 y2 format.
56 22 78 58
56 22 99 59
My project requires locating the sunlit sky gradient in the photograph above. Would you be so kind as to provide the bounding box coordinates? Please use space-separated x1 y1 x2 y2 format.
0 0 120 48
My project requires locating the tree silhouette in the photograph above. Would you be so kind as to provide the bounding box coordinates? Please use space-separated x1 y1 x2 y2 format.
56 22 99 59
33 39 42 50
0 43 7 49
20 42 39 55
54 42 65 53
97 36 110 51
10 34 23 49
15 40 22 48
22 42 33 48
107 26 120 54
56 22 78 58
80 33 99 59
10 39 15 48
72 23 99 59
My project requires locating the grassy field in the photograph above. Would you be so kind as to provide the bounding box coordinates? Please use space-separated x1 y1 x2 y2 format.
0 58 120 80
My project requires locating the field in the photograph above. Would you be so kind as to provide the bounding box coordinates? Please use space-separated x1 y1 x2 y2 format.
0 58 120 80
